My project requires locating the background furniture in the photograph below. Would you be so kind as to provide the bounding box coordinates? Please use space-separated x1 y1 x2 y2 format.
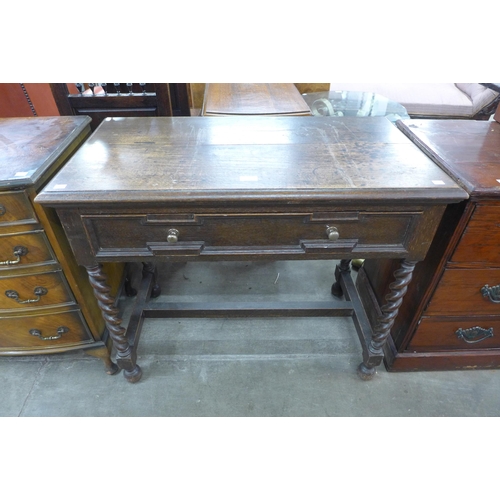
189 83 329 111
356 118 500 371
0 116 122 372
0 83 59 117
50 83 192 131
327 83 500 119
202 83 312 116
36 116 466 383
302 90 409 122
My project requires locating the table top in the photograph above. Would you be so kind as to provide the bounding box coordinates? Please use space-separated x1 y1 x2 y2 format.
302 90 410 122
202 83 312 116
36 116 467 207
0 116 91 190
397 119 500 198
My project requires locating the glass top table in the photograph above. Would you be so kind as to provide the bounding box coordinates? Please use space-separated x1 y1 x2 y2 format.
302 90 410 123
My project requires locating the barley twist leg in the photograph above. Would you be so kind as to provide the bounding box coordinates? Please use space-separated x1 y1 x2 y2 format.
86 264 142 383
358 259 417 380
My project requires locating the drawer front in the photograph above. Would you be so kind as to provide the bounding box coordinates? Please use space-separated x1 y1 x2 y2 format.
451 205 500 265
0 310 93 351
0 191 37 227
82 211 424 259
426 268 500 316
0 270 75 312
408 317 500 351
0 230 57 270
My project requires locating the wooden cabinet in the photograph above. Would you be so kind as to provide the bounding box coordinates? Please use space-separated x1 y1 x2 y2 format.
356 119 500 371
0 116 122 372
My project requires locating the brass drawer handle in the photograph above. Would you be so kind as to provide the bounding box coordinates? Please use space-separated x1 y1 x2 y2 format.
326 226 340 241
0 204 5 216
5 286 48 304
30 326 69 341
456 326 494 344
481 284 500 303
167 228 179 243
0 246 29 266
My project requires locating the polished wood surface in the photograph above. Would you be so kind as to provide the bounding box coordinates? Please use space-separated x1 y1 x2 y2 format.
357 119 500 371
202 83 312 116
36 116 467 383
38 116 463 204
0 117 122 370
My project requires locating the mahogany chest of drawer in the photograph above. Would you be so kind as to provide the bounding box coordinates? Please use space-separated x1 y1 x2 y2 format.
0 117 122 372
356 119 500 371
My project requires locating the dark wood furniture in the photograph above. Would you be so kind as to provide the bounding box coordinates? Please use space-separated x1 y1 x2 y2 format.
36 116 466 383
0 116 122 371
202 83 312 116
49 83 191 131
356 118 500 371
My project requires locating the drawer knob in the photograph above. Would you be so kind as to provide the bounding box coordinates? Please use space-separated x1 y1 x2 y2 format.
0 246 29 266
5 286 48 304
0 204 5 216
30 326 69 341
481 284 500 303
455 326 494 344
167 228 179 243
326 226 340 241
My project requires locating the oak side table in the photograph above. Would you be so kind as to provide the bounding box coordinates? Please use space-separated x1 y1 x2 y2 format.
36 116 466 383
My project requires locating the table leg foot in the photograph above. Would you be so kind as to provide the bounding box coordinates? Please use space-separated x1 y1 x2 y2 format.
357 362 376 380
124 364 142 383
106 362 120 375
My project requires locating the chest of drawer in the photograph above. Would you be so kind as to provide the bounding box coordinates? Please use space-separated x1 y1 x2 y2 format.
0 309 93 351
82 210 425 259
425 268 500 316
0 270 75 312
0 191 37 227
0 230 57 269
451 205 500 265
409 317 500 351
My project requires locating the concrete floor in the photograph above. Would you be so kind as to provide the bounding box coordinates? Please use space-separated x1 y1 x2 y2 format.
2 260 500 417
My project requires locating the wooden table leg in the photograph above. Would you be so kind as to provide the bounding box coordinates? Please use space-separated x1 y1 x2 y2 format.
331 259 351 297
86 264 142 383
357 259 417 380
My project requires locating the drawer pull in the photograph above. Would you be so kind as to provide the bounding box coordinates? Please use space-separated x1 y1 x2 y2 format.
481 284 500 303
5 286 48 304
29 326 69 341
455 326 494 344
167 228 179 243
0 246 29 266
326 226 340 241
0 204 5 216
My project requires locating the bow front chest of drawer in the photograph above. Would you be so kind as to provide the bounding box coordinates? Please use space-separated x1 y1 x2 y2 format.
356 119 500 371
35 116 467 383
0 117 122 372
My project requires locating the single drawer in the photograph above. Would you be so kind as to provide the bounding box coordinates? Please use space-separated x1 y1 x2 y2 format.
0 230 57 270
82 210 424 259
451 204 500 265
0 191 37 227
0 309 93 351
408 317 500 351
0 270 75 312
426 268 500 316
